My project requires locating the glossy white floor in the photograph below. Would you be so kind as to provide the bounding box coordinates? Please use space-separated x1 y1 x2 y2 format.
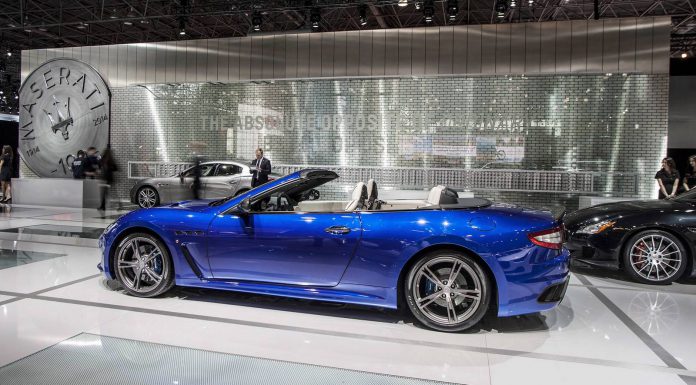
1 203 696 385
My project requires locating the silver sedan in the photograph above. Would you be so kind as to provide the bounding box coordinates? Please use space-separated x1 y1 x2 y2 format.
130 161 273 208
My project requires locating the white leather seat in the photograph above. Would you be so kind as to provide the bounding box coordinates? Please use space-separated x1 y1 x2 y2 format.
427 185 446 206
366 179 378 209
345 182 368 211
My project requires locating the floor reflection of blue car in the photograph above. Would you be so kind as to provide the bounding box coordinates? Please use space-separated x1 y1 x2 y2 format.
99 169 569 332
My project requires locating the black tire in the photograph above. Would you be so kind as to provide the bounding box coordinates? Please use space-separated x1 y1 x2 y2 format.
404 250 491 332
622 230 688 285
137 186 160 209
113 233 174 297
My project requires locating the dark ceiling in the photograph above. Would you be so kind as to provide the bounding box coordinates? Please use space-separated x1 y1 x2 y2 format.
0 0 695 113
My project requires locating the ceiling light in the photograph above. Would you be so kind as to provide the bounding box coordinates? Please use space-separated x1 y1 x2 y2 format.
178 17 186 35
447 0 458 20
123 20 133 26
6 52 11 57
398 0 408 6
495 0 508 18
252 12 262 32
423 0 434 23
310 8 321 31
359 4 368 26
681 52 688 59
510 0 517 7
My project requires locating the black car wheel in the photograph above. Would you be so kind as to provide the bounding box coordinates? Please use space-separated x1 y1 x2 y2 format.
404 250 491 332
137 186 160 208
114 233 174 297
623 230 688 285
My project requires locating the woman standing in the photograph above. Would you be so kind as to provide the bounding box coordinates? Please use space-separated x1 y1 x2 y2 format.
0 145 13 203
683 155 696 192
655 157 680 199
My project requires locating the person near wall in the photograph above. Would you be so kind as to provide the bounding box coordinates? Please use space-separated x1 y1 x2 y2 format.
683 155 696 192
655 157 680 199
250 148 272 188
191 155 203 200
98 148 118 211
72 150 86 179
0 145 13 203
83 147 101 179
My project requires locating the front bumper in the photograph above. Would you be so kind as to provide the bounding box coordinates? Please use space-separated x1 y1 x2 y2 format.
566 232 622 270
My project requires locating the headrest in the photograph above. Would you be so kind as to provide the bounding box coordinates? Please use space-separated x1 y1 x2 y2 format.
427 185 446 205
366 179 377 200
352 182 367 201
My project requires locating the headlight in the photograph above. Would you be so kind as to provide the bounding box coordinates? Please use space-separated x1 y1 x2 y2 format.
577 220 615 235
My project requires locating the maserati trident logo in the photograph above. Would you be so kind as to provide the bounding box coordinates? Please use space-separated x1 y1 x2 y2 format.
44 95 74 140
19 58 111 178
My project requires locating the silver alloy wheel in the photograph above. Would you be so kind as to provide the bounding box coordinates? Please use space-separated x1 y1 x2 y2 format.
629 234 682 282
116 237 166 293
412 256 482 326
138 187 157 208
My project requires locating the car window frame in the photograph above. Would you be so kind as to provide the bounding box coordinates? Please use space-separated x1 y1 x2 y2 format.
215 163 242 177
182 163 218 178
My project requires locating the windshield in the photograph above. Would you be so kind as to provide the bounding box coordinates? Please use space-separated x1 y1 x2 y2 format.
675 189 696 202
208 180 272 207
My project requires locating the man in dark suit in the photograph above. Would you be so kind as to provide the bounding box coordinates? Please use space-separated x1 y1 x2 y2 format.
250 148 271 187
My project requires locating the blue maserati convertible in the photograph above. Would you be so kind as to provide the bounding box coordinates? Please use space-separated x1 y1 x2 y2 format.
99 169 569 332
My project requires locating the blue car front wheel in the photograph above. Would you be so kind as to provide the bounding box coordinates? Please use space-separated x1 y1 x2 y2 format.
405 251 491 332
114 233 174 297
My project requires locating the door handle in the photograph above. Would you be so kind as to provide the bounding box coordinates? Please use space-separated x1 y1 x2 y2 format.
325 225 351 235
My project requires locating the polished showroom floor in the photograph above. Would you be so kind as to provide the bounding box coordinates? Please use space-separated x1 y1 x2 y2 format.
0 204 695 385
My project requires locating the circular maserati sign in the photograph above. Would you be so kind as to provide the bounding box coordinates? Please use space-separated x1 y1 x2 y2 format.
19 58 110 177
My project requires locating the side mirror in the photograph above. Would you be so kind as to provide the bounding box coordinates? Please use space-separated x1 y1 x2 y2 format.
179 172 184 183
236 197 251 214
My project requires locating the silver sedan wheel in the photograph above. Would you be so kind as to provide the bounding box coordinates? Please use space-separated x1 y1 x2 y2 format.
629 234 682 282
412 256 482 326
116 237 166 293
138 187 158 208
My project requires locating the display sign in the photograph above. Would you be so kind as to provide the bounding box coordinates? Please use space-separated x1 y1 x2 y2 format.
19 58 111 177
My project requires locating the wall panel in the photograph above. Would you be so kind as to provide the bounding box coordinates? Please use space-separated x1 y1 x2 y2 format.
510 23 526 74
359 30 373 77
20 17 671 88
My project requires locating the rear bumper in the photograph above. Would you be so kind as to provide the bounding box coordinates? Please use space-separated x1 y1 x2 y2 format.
497 248 571 317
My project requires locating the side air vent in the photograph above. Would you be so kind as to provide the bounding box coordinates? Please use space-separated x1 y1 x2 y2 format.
174 230 205 236
180 244 203 279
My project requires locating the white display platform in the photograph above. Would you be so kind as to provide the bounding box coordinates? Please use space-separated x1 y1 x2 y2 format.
578 196 642 210
11 178 102 208
380 189 475 200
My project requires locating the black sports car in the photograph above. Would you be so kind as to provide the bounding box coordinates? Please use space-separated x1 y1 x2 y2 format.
565 190 696 284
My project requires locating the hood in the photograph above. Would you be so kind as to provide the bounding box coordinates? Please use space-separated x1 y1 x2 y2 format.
565 199 689 228
163 199 218 212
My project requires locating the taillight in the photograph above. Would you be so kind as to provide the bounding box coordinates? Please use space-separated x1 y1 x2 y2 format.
528 226 565 250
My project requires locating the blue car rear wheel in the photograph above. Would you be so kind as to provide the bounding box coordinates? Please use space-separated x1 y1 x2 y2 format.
405 251 491 332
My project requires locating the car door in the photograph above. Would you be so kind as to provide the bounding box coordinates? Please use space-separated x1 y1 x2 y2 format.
206 210 362 286
203 163 242 198
170 163 217 201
